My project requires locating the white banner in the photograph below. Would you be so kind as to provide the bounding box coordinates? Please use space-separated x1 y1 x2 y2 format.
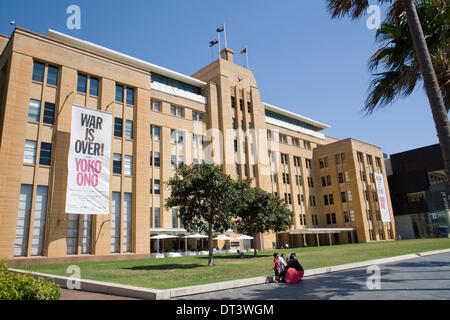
374 173 391 222
65 105 112 214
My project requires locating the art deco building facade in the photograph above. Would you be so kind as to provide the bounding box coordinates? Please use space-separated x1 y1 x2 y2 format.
0 28 396 263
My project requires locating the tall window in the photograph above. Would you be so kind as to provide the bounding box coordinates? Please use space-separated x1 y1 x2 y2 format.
154 208 160 228
115 84 124 103
172 209 178 228
28 99 41 122
39 142 52 166
125 120 133 139
113 154 122 174
89 77 99 96
47 66 59 86
122 193 132 253
154 152 160 167
114 118 123 137
126 87 135 105
77 74 87 93
152 126 160 141
32 62 45 82
154 179 160 195
14 185 33 256
171 155 176 170
43 102 55 125
23 140 37 164
124 155 132 176
111 192 121 253
31 186 48 256
171 105 176 115
231 96 236 108
151 100 160 112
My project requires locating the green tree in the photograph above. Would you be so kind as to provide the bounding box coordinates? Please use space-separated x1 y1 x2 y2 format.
365 0 449 113
165 163 236 266
326 0 450 185
232 179 294 256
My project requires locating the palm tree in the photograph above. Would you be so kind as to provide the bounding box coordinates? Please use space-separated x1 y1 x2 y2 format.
364 0 449 114
326 0 450 185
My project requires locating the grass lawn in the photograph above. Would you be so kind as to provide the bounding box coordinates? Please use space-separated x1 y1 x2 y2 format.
15 238 450 290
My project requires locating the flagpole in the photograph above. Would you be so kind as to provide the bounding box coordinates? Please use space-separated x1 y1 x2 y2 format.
218 32 221 57
246 45 249 69
224 24 228 48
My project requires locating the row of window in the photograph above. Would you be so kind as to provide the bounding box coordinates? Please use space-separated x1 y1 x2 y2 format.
357 152 383 168
231 96 252 113
114 118 134 139
23 140 52 166
28 99 55 125
267 130 312 150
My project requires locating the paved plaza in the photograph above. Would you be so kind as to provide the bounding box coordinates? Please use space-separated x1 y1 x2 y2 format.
178 253 450 300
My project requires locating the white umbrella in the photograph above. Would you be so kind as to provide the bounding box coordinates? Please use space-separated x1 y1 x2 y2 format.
213 235 233 240
184 233 208 239
150 234 179 253
183 233 208 252
150 234 179 239
236 235 254 240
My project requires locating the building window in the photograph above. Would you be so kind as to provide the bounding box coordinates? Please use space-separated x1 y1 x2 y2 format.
331 213 336 224
115 84 124 103
375 157 382 168
344 211 350 223
324 195 329 206
171 130 176 144
178 156 184 168
23 140 37 164
89 77 99 96
357 152 364 163
231 96 236 108
77 74 87 93
154 208 160 228
113 154 122 174
326 214 331 225
171 155 176 170
32 62 45 82
149 179 153 194
305 159 312 169
28 99 41 122
235 163 240 175
154 179 160 195
152 100 160 112
126 87 135 105
171 105 176 115
338 172 345 184
39 142 52 166
326 175 332 186
232 118 237 129
154 152 160 167
149 151 152 166
247 102 252 113
347 190 352 201
124 155 132 176
125 120 133 139
152 126 160 141
177 131 184 145
341 191 347 203
329 194 334 205
350 210 355 222
172 209 178 228
114 118 123 137
43 102 55 125
47 65 59 86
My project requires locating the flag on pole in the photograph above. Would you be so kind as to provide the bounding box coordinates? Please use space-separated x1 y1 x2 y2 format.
216 25 224 32
209 38 219 47
240 48 247 54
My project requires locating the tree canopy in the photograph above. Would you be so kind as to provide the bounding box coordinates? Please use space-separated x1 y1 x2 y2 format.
165 163 236 265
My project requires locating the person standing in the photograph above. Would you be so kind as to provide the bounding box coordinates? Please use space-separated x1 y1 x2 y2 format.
273 253 280 282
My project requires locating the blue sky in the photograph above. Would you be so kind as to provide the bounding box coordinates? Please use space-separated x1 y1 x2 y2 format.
0 0 439 156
